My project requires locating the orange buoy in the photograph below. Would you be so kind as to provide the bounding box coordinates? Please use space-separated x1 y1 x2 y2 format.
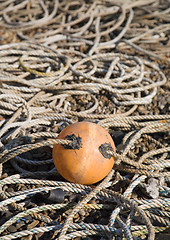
53 122 116 185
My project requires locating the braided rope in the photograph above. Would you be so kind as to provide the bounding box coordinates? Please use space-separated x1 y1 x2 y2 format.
58 170 115 239
0 1 169 240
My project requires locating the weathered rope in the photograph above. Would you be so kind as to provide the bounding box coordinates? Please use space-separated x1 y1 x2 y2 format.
0 1 169 240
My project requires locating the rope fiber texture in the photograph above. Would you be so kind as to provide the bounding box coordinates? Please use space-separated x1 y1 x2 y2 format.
0 0 169 240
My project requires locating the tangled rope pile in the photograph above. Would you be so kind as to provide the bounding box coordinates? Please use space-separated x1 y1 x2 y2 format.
0 0 169 239
0 0 169 59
